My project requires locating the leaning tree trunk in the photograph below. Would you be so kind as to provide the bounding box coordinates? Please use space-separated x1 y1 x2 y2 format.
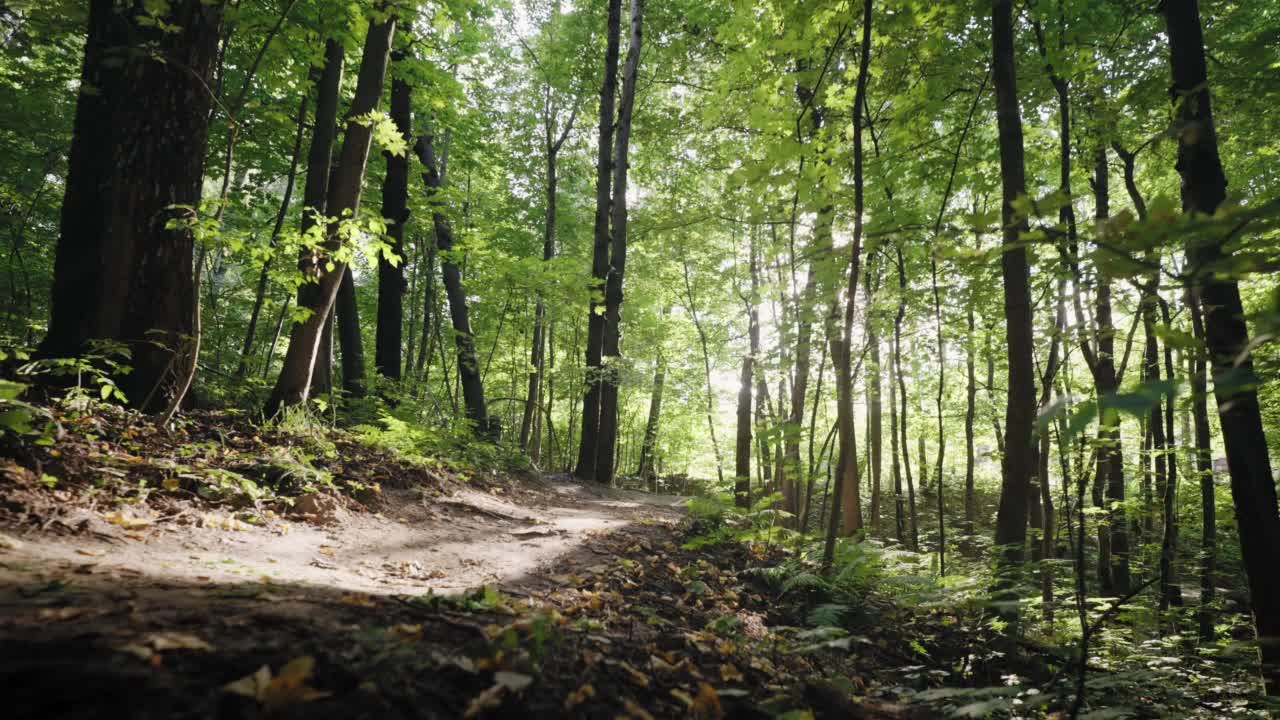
990 0 1037 609
266 14 395 416
39 0 224 411
574 0 623 480
235 88 308 381
415 133 490 435
595 0 644 486
293 38 344 398
375 58 412 381
1162 0 1280 693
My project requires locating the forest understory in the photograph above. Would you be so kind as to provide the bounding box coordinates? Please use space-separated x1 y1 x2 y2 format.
0 406 1270 719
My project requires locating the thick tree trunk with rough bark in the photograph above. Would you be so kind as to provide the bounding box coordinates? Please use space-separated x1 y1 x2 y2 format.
1161 0 1280 692
595 0 643 486
40 0 224 411
376 63 412 381
575 0 622 480
266 15 395 416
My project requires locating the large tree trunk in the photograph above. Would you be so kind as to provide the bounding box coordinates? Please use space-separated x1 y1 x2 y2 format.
235 89 308 381
375 61 412 381
40 0 224 411
266 14 395 415
415 133 490 435
574 0 623 480
595 0 643 486
1161 0 1280 692
990 0 1036 601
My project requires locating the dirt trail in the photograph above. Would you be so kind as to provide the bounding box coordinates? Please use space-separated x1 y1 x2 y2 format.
0 473 685 599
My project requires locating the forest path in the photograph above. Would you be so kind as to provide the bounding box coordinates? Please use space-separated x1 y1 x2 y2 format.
0 472 686 601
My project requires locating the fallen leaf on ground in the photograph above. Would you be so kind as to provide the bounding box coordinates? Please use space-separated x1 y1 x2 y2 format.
564 683 595 709
37 606 89 622
104 511 153 529
339 593 377 608
720 662 743 683
621 698 656 720
691 683 724 718
224 655 331 707
145 631 214 651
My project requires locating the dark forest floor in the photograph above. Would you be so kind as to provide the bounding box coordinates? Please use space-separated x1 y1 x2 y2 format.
0 406 1268 719
0 407 919 719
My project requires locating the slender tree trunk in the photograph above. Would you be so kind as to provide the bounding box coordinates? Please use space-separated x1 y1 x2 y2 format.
991 0 1037 607
415 238 437 378
637 347 666 488
889 335 905 544
375 59 412 381
894 247 918 551
1188 287 1216 641
825 0 871 552
684 259 726 486
964 304 977 548
866 263 883 537
595 0 643 486
415 133 490 435
333 262 365 397
264 36 347 411
575 0 622 480
39 0 224 410
1157 295 1182 613
735 238 761 507
236 89 307 380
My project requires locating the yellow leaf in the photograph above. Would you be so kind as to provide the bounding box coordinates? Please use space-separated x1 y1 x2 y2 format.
621 698 656 720
224 656 330 707
389 624 423 642
619 660 650 688
104 511 153 529
720 663 743 683
564 683 595 709
691 683 723 719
